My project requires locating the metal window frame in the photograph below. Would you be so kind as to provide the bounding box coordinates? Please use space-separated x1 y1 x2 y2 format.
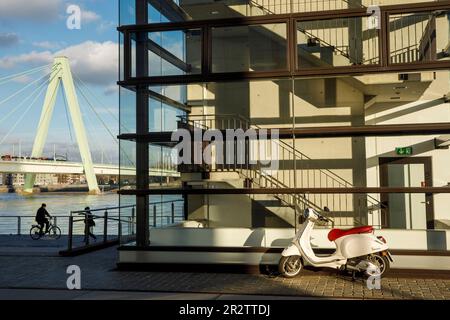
117 122 450 142
118 1 450 86
118 187 450 196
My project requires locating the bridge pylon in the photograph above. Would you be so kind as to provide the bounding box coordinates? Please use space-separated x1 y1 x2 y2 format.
24 57 100 194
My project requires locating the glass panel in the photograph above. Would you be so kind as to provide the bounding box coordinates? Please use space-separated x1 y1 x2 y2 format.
291 71 450 128
148 29 202 76
149 194 184 227
131 38 136 78
148 3 170 23
389 10 450 64
154 0 365 20
119 33 124 81
129 30 202 77
149 85 187 132
149 145 181 185
119 0 136 26
297 16 380 68
212 23 288 73
119 140 136 190
119 87 136 134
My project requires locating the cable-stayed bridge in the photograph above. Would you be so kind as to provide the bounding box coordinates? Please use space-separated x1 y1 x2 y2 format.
0 158 178 177
0 57 178 194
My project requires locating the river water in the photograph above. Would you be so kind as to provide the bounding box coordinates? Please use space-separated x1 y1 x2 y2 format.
0 193 127 216
0 193 184 235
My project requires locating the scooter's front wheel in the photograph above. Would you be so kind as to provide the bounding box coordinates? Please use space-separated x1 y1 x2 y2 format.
279 255 303 278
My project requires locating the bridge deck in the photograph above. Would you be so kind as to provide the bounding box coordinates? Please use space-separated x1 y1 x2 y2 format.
0 160 179 177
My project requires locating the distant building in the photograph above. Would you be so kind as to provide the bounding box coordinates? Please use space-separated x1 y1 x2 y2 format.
8 173 58 186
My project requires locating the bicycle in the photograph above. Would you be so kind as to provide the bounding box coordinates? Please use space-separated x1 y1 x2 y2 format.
30 218 62 240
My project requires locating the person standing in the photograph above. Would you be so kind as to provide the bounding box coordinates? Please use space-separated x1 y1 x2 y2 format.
83 206 97 243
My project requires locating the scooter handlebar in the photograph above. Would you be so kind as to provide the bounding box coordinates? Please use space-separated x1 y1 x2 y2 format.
318 214 333 224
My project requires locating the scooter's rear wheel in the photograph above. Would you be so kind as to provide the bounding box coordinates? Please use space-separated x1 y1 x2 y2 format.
279 255 303 278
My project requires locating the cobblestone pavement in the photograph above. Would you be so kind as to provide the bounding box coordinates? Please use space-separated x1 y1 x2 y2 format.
0 235 96 256
0 247 449 300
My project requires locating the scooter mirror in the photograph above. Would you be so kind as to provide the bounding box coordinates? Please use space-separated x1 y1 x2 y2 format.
303 209 310 219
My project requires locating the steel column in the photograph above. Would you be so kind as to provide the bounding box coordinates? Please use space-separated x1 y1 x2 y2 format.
135 0 150 247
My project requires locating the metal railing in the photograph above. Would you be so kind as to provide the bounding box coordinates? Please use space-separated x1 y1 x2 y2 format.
149 199 186 227
179 113 386 227
249 0 364 15
65 199 186 252
65 205 135 252
249 0 377 66
0 215 74 235
389 12 438 64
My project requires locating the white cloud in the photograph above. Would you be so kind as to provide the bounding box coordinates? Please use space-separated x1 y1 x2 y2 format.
33 41 65 50
0 41 118 87
96 20 115 34
0 33 19 47
81 9 101 24
56 41 118 86
0 0 61 22
0 51 53 69
104 84 118 96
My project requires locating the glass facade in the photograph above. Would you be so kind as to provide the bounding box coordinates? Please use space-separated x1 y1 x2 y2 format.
118 0 450 240
297 16 380 67
389 10 450 64
212 24 288 72
119 1 443 24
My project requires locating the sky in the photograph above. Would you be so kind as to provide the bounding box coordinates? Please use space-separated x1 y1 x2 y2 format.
0 0 120 164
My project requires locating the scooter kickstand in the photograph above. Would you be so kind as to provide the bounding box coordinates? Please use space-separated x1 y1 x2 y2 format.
351 271 356 281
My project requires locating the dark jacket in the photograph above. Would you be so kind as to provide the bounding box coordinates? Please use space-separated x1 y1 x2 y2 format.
86 211 96 227
35 207 50 223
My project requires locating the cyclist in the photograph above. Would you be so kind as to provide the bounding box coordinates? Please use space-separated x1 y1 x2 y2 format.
35 203 52 235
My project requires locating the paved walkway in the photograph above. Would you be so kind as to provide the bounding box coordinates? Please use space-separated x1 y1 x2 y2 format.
0 235 113 256
0 289 321 300
0 246 449 300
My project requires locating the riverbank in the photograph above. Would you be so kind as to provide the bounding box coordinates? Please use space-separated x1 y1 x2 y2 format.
0 193 133 218
0 185 119 194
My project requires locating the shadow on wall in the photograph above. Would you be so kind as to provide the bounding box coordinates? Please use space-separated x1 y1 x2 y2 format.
366 98 445 125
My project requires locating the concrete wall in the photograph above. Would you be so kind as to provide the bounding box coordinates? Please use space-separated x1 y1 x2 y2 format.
117 227 450 269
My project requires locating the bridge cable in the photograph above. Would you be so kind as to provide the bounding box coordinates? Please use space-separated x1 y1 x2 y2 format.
74 80 119 144
72 73 130 133
0 75 53 146
76 82 135 167
0 64 59 108
74 79 123 164
2 69 63 150
0 69 55 125
0 69 61 145
79 98 113 164
0 64 51 85
74 78 136 167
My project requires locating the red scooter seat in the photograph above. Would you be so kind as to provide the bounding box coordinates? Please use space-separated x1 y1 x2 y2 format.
327 226 374 242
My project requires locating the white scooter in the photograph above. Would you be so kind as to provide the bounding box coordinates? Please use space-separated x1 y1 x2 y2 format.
279 207 392 278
